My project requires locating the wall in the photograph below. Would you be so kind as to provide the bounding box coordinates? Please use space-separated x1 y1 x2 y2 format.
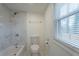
26 13 45 55
0 4 27 53
44 4 72 56
11 12 27 46
0 4 13 51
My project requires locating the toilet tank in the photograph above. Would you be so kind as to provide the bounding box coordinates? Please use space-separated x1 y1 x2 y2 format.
30 35 40 44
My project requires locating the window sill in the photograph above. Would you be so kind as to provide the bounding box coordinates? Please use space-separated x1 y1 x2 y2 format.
53 39 79 56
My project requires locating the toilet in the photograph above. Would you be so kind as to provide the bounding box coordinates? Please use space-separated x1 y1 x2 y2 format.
31 44 39 56
30 35 40 56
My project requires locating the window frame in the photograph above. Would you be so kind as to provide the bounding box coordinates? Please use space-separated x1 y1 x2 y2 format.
55 3 79 49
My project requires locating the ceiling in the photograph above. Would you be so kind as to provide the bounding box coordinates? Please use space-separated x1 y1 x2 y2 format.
4 3 48 14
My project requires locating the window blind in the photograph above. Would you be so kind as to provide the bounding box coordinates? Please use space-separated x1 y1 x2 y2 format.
55 3 79 48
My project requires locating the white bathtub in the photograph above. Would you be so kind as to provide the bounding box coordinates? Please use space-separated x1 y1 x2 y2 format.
0 45 26 56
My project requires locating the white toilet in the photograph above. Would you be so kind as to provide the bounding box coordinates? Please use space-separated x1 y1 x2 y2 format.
31 44 39 56
30 35 40 56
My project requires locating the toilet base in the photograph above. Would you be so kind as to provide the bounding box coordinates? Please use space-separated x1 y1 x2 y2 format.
31 53 40 56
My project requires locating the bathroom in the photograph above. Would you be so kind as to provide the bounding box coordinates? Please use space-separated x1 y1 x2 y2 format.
0 3 52 56
0 3 79 56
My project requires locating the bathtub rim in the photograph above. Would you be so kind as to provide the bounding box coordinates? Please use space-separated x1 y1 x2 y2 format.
0 45 25 56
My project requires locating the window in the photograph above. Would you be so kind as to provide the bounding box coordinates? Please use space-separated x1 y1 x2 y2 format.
60 4 68 17
55 3 79 48
55 4 68 19
69 4 79 13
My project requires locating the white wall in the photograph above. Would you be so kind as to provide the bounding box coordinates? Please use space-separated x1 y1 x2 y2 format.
26 13 45 55
44 4 72 56
11 12 27 46
0 4 13 51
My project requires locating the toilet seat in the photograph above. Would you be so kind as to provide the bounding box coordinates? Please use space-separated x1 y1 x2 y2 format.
31 44 39 53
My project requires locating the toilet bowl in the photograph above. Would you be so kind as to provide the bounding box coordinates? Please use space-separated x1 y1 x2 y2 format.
31 44 39 55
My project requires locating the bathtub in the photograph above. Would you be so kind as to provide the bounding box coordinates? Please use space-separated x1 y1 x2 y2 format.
0 45 26 56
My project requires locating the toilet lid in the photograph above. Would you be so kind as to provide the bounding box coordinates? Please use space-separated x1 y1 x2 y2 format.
31 45 39 51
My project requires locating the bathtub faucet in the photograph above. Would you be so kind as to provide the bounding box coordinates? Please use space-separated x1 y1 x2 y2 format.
15 43 18 48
